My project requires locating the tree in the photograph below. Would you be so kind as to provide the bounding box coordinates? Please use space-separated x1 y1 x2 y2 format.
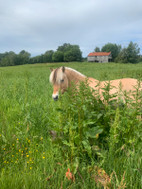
116 42 140 63
126 41 140 63
57 43 82 62
57 43 72 53
101 43 121 61
52 51 64 62
30 55 43 64
43 50 54 63
94 47 100 52
16 50 31 65
0 51 16 66
64 46 82 62
115 48 128 63
0 53 6 62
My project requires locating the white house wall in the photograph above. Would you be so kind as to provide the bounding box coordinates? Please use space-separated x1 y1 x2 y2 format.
88 56 110 63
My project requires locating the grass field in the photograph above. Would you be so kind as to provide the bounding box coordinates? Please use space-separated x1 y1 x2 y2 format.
0 62 142 189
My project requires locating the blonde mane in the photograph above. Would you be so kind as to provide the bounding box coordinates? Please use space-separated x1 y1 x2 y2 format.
50 67 86 85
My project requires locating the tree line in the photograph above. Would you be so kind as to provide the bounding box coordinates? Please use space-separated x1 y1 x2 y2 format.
0 43 82 67
0 42 141 67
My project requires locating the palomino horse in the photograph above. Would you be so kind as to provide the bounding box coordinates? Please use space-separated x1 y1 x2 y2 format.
49 66 141 101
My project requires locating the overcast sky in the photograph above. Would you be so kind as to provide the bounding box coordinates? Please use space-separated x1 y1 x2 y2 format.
0 0 142 57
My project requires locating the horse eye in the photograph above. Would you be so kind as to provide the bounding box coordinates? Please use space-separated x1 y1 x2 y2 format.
60 79 64 83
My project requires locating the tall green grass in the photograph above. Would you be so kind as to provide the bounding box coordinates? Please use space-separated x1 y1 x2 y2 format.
0 63 142 188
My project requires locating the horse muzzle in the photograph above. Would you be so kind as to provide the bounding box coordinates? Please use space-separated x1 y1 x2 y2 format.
53 95 58 101
52 93 59 101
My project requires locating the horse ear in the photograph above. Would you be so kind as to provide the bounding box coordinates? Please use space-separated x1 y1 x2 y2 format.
50 68 53 72
62 66 65 72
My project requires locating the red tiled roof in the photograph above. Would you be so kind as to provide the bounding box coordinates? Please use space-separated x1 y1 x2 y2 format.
88 52 111 57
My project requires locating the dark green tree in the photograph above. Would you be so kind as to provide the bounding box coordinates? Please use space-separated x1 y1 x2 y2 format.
115 48 128 63
94 47 100 52
57 43 82 62
64 46 82 62
101 43 121 61
43 50 54 63
116 42 140 63
0 51 16 66
52 51 64 62
30 55 43 64
126 41 140 63
0 53 7 62
57 43 72 53
16 50 31 65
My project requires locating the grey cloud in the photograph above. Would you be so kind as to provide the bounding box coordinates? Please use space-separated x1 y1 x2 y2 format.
0 0 142 56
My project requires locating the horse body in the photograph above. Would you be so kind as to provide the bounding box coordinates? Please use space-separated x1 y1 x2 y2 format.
49 66 141 101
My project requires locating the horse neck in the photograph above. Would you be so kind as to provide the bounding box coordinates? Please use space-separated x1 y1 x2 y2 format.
65 68 86 85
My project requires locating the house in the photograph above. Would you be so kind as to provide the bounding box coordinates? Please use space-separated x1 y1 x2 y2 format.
87 52 112 63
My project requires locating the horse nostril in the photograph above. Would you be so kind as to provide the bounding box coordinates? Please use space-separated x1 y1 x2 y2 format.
53 95 58 101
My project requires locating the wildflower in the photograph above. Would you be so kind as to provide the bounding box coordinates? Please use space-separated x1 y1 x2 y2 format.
26 155 29 157
12 144 15 146
17 138 19 141
96 134 99 139
19 149 21 152
30 167 32 170
40 137 43 140
3 148 5 151
93 166 111 188
65 168 74 181
0 134 1 137
43 156 45 159
28 140 30 143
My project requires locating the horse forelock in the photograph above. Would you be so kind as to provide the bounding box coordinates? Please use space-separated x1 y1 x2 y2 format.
50 68 64 84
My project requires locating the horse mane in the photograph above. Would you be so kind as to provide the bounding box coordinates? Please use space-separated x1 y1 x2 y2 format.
65 67 86 78
50 67 86 84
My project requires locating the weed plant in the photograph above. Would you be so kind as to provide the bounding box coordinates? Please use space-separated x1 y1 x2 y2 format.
0 63 142 188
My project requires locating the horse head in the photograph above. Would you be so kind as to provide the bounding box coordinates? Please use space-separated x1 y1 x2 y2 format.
49 66 69 100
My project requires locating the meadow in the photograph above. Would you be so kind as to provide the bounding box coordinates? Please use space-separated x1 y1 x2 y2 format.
0 62 142 189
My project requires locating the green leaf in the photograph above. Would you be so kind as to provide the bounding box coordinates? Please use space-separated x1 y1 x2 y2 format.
86 127 103 138
62 140 71 146
82 140 92 157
